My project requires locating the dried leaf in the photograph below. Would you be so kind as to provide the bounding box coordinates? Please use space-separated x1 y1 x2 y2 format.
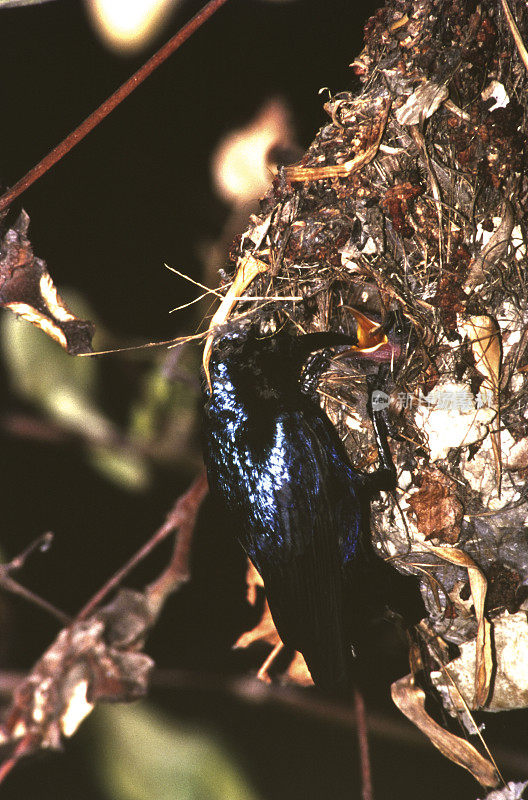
394 81 449 126
464 201 515 290
284 100 390 182
236 563 313 687
432 609 528 713
235 599 280 650
426 544 493 707
407 468 464 543
380 181 423 237
0 590 154 752
460 314 502 491
202 253 269 390
0 211 94 354
461 315 501 395
245 559 264 606
391 674 499 788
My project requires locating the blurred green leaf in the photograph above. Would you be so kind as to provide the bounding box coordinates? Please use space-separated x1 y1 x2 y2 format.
88 445 150 491
0 294 151 490
129 346 199 462
93 703 261 800
1 294 99 420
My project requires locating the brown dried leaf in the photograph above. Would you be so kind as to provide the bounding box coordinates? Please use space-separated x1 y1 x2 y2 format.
407 468 464 543
380 181 423 237
0 588 155 758
284 99 390 182
235 599 280 650
0 211 94 355
391 674 499 788
236 567 313 688
426 544 493 707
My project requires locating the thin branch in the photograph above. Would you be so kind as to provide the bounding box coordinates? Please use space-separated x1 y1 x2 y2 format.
354 685 374 800
0 0 231 213
77 471 208 620
501 0 528 73
145 471 209 615
0 0 56 7
0 533 71 624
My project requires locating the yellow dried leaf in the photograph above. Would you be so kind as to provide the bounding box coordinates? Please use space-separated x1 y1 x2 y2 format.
391 674 499 788
236 563 313 687
460 315 502 490
202 254 269 391
245 560 264 607
461 315 501 392
425 544 492 707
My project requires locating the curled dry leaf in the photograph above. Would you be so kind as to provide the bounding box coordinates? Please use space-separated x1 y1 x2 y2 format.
391 674 499 788
0 211 94 354
0 588 154 757
464 201 515 291
235 561 312 687
202 253 269 390
426 544 493 708
407 468 464 544
245 559 264 607
459 314 502 491
283 99 390 182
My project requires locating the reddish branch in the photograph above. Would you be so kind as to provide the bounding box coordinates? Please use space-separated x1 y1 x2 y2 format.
78 470 208 620
0 0 231 214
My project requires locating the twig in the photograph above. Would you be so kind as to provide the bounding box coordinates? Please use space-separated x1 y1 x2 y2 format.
0 533 71 625
0 0 231 213
354 685 374 800
0 0 56 7
145 471 209 616
0 573 70 625
77 471 208 620
501 0 528 73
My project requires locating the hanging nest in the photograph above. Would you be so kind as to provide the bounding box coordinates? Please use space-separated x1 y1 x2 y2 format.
204 0 528 787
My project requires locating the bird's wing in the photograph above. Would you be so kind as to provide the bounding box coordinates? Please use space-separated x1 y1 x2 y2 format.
239 409 362 691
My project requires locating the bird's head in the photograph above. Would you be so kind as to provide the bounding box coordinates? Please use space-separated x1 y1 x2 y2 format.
205 320 358 407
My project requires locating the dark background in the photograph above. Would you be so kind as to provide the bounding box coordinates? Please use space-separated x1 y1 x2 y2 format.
0 1 524 798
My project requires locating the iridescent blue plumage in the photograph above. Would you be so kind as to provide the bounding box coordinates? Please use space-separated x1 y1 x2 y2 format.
203 323 395 692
